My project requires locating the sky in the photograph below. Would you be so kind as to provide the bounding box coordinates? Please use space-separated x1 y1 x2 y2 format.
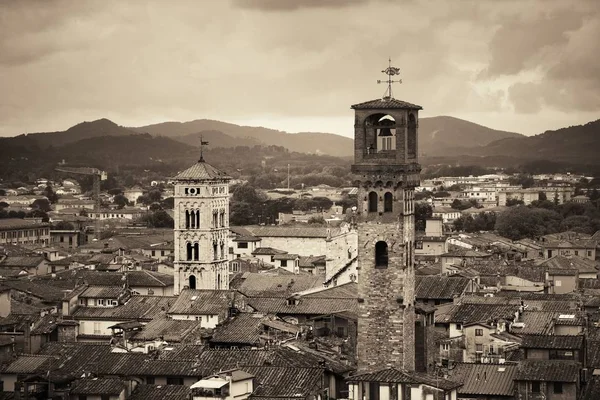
1 0 599 138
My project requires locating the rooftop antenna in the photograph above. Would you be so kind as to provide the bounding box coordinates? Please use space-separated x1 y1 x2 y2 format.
199 135 209 162
377 57 402 99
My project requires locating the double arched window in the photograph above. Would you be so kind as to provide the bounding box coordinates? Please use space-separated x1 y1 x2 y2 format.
186 242 199 261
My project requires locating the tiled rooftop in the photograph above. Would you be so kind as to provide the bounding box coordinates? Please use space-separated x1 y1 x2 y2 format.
173 161 230 181
72 295 176 321
415 276 470 300
70 378 125 395
521 334 583 350
232 273 322 298
168 289 232 317
516 360 580 382
448 363 518 396
350 98 422 110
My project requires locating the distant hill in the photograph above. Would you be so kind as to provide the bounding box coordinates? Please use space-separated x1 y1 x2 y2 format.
418 116 523 156
7 118 137 149
131 119 354 157
471 119 600 164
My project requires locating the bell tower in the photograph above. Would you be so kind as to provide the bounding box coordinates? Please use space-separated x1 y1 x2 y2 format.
352 61 421 372
172 145 231 295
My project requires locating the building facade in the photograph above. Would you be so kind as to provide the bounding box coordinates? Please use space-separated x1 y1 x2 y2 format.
0 218 50 246
172 158 231 294
351 96 421 372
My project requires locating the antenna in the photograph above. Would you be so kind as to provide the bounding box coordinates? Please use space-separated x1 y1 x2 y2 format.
199 135 209 162
377 57 402 99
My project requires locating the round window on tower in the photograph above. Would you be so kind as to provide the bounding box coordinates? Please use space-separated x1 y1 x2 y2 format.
188 187 196 195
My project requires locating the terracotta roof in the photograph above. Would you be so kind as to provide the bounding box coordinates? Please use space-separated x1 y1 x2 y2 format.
520 334 583 350
0 256 44 268
0 218 49 231
80 286 123 299
439 303 519 324
233 235 261 242
210 313 265 345
587 340 600 368
415 276 470 300
72 295 176 321
248 297 358 316
70 378 124 395
2 355 54 374
232 273 322 297
448 363 518 396
242 225 339 238
130 384 190 400
350 98 423 110
347 368 461 390
540 255 598 273
516 360 580 382
168 289 232 317
244 366 324 399
173 161 230 181
132 317 204 343
581 376 600 400
252 247 287 256
300 282 358 299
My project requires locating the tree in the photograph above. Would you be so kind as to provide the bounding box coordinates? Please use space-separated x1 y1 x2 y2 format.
0 201 8 209
509 174 535 189
538 192 547 201
80 209 88 217
139 210 174 228
31 198 51 212
113 194 129 209
506 198 525 207
495 206 562 240
232 184 267 204
451 199 471 211
435 191 451 198
44 183 59 204
415 203 433 231
52 221 75 230
307 216 326 224
161 197 174 210
148 190 162 203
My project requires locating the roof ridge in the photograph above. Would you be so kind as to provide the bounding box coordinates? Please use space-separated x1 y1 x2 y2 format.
142 270 167 286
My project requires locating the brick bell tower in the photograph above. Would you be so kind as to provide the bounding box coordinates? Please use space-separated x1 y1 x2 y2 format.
352 60 421 372
172 141 231 295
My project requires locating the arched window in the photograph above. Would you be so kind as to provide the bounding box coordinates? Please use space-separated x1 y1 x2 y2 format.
186 242 193 261
407 113 417 158
185 210 190 229
375 241 388 268
195 210 200 229
193 243 199 261
217 274 221 289
189 275 196 290
213 243 218 260
368 192 378 213
384 192 393 213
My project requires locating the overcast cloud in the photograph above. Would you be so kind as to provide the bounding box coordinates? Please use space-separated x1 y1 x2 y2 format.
0 0 599 137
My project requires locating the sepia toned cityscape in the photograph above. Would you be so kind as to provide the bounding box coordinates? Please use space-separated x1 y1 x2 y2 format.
1 1 600 399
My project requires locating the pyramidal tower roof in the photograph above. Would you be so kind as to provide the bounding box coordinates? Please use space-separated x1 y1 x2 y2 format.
173 160 231 181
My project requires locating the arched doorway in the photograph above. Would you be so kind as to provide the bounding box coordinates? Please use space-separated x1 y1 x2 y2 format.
189 275 196 290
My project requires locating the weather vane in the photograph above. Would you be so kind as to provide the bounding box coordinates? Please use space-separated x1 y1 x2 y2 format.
377 57 402 99
199 135 209 162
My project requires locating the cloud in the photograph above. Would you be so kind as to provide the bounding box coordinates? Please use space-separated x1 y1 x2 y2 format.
231 0 371 11
0 0 598 137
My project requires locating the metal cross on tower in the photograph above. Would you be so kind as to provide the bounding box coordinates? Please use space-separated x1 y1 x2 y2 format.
377 57 402 99
199 135 209 162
